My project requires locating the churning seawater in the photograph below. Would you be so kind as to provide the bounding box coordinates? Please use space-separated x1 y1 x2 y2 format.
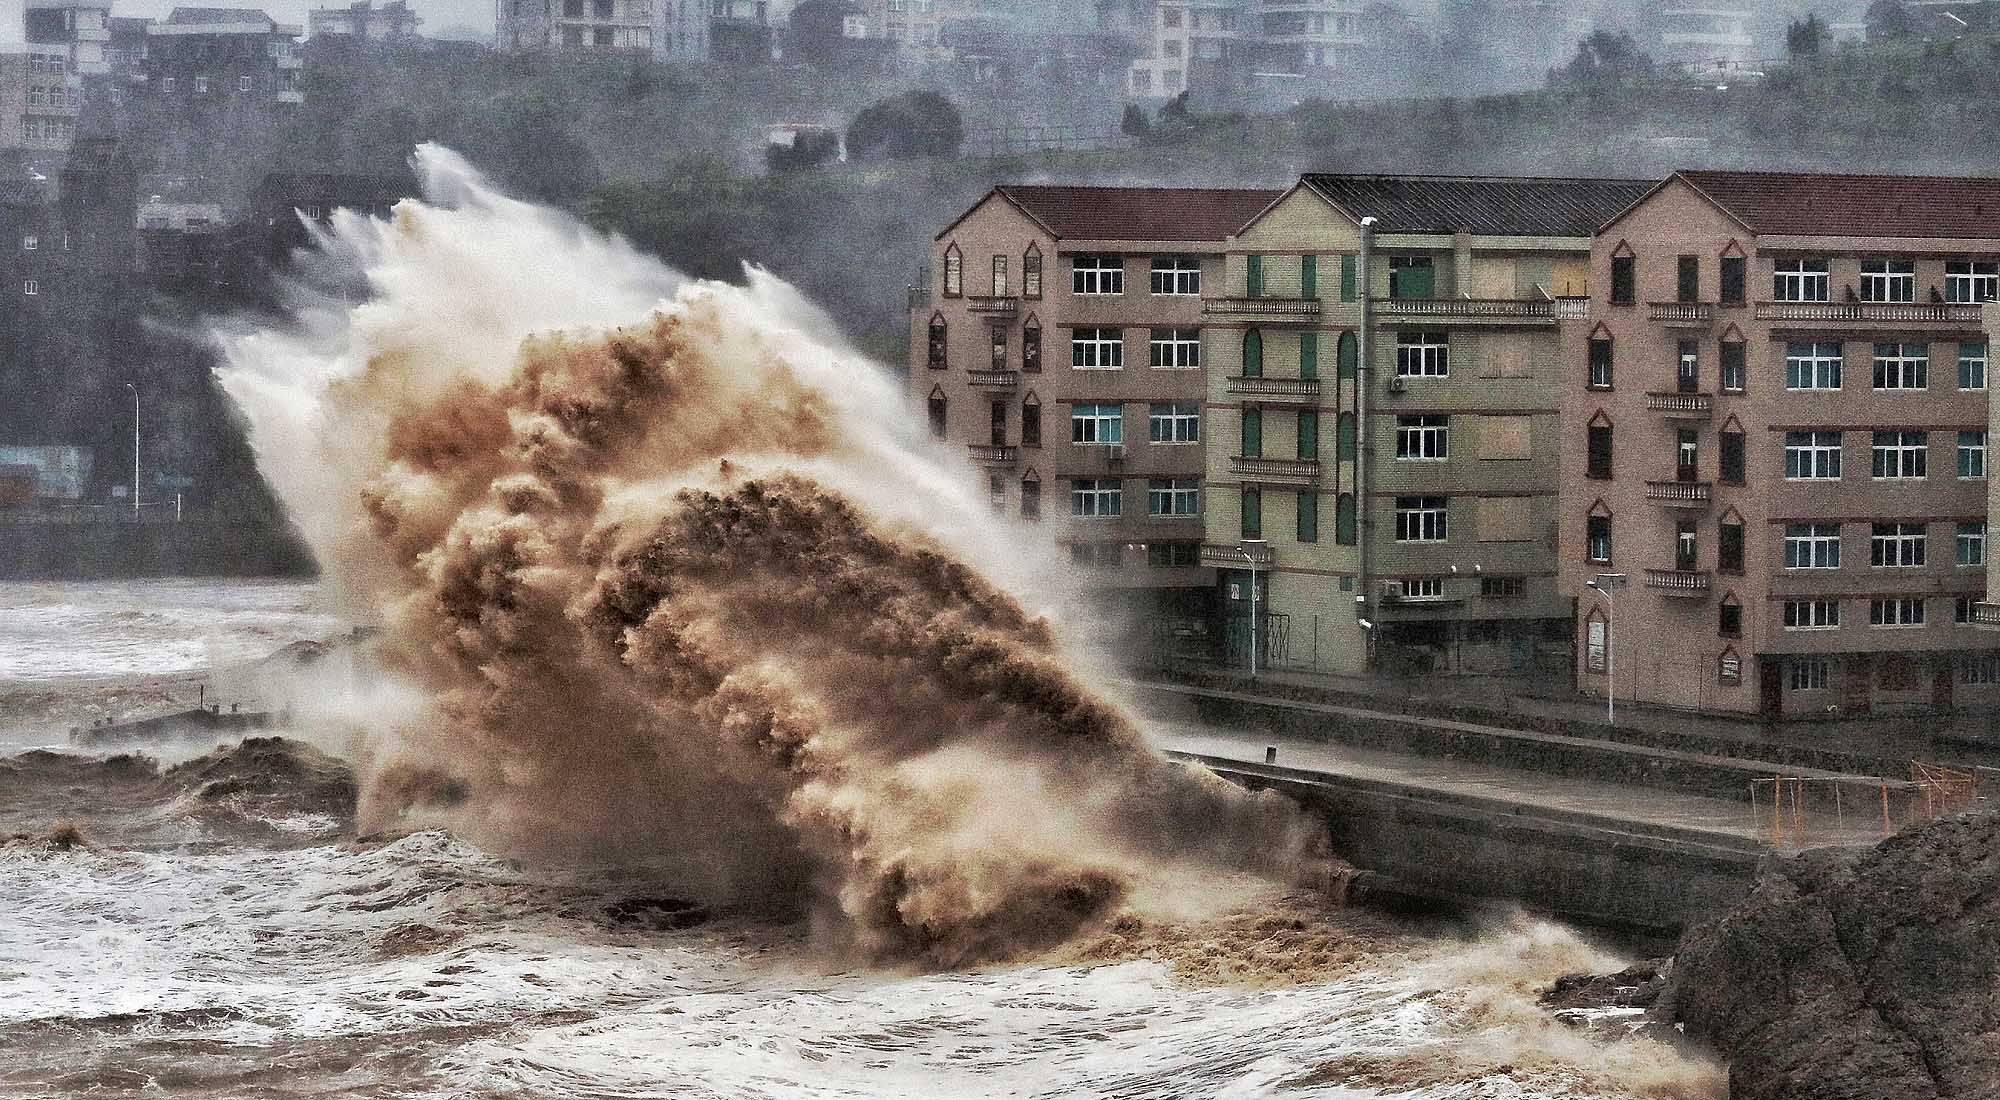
0 580 1723 1100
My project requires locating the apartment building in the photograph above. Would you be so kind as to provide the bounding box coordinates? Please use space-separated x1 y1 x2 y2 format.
1202 174 1653 675
1648 7 1754 66
1561 171 2000 718
143 9 305 106
25 0 112 77
1127 0 1248 99
498 0 709 59
911 184 1281 637
307 0 421 39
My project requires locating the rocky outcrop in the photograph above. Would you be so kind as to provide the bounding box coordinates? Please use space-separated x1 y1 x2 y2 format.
1664 809 2000 1100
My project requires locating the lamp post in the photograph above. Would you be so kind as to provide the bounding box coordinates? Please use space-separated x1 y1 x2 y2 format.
124 382 139 514
1586 573 1628 724
1239 539 1269 678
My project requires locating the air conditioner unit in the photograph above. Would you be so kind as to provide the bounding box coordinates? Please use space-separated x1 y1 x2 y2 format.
1386 376 1407 394
1106 444 1127 465
1379 580 1405 602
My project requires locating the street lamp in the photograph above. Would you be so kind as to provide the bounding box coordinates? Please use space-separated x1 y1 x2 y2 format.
124 382 139 514
1238 539 1268 678
1585 573 1628 724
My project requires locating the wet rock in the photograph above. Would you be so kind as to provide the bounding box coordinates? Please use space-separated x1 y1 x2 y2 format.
1665 808 2000 1100
164 736 358 822
1540 960 1668 1013
595 896 708 931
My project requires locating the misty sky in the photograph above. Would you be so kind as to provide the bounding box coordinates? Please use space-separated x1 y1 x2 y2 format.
0 0 493 44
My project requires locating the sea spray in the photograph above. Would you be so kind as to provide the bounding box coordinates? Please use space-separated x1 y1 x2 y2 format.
214 146 1319 965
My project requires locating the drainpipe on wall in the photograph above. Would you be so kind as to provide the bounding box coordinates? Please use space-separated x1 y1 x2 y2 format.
1357 216 1376 669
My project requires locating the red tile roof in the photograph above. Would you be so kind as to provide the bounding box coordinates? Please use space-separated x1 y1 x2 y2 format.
1676 170 2000 239
987 185 1284 242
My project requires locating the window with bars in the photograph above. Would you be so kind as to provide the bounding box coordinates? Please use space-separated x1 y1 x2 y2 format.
1785 342 1842 389
1148 328 1201 369
1395 496 1447 542
1773 258 1829 302
1959 523 1986 566
1394 415 1448 460
1148 256 1200 295
1873 342 1929 390
1070 403 1123 444
1960 431 1986 478
1860 259 1916 302
1071 254 1124 295
1070 478 1122 517
1783 599 1840 630
1870 597 1925 627
1871 522 1927 567
1071 328 1124 369
1148 402 1199 444
1784 523 1841 569
1395 332 1448 377
1147 478 1199 517
1947 261 1998 303
1785 431 1842 479
1871 431 1928 479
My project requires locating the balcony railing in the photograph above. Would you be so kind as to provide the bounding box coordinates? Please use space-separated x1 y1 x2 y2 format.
1201 542 1276 567
1648 302 1714 324
967 369 1020 388
1374 297 1555 322
1646 391 1713 418
1645 569 1712 596
1974 602 2000 627
1202 297 1323 319
965 295 1020 316
966 444 1019 464
1753 301 1985 324
1229 455 1321 485
1226 376 1321 400
1555 297 1591 320
1645 480 1713 506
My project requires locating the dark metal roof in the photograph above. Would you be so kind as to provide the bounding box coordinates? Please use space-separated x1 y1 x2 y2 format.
1300 174 1656 237
1676 170 2000 239
988 185 1284 242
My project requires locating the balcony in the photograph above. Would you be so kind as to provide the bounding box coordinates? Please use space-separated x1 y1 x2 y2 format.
276 89 304 105
1201 542 1276 567
1373 297 1555 325
1645 569 1712 597
1228 455 1321 486
1645 391 1712 420
967 369 1020 388
1202 297 1322 323
1648 302 1714 326
1974 602 2000 628
1753 301 1984 326
966 444 1018 465
1645 480 1712 508
1554 297 1591 321
1225 376 1321 402
965 295 1019 317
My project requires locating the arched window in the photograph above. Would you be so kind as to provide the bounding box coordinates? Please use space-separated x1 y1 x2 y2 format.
927 312 947 370
1335 493 1356 545
941 243 962 298
927 385 947 439
1023 243 1043 299
1337 331 1357 380
1243 327 1263 377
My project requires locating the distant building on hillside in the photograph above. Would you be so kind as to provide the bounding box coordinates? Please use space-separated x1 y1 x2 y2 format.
308 0 421 40
1647 7 1755 67
25 0 113 78
143 8 305 107
496 0 710 60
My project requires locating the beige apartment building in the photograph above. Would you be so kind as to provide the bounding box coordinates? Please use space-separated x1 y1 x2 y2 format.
910 184 1281 636
1562 171 2000 718
1203 174 1652 674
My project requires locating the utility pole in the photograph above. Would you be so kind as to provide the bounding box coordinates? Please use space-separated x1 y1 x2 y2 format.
1240 539 1268 678
125 382 139 514
1587 573 1628 724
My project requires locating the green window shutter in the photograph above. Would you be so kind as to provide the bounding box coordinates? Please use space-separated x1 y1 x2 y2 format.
1337 412 1356 461
1242 408 1263 458
1301 255 1317 298
1339 254 1356 302
1337 331 1357 380
1297 491 1319 543
1243 328 1263 377
1299 331 1318 378
1297 409 1318 459
1336 494 1356 545
1242 488 1262 539
1246 254 1263 297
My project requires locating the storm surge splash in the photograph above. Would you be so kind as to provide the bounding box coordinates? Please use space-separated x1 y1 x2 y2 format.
215 146 1314 965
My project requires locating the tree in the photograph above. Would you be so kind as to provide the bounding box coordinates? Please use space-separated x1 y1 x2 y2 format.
846 91 964 161
1120 103 1151 137
1786 13 1829 58
765 128 840 172
1549 30 1654 87
1866 0 1916 40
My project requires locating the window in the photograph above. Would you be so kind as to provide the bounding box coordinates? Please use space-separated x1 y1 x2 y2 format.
1719 521 1744 574
1773 258 1829 302
991 256 1008 297
1297 491 1319 542
1873 342 1928 390
1587 422 1613 478
21 280 36 296
1022 397 1041 447
1860 259 1916 303
1300 255 1317 298
1388 255 1435 299
1481 576 1525 599
1871 431 1928 479
1960 342 1988 390
1871 522 1927 567
1396 496 1447 542
1021 477 1040 520
1023 246 1042 299
1871 597 1925 627
1962 654 2000 683
927 389 946 438
1395 415 1448 460
1396 332 1448 377
1587 514 1612 563
1336 494 1356 545
1785 431 1842 479
163 76 174 92
1024 321 1041 372
1149 256 1200 295
1241 487 1261 538
1783 599 1840 630
1720 255 1746 305
1149 328 1200 369
1395 578 1442 600
1072 254 1123 295
1071 478 1122 517
1071 328 1123 369
1147 541 1198 568
1070 403 1123 444
942 246 961 297
1785 523 1841 569
194 75 208 94
1241 328 1263 377
1960 431 1986 478
1246 254 1263 297
990 327 1007 371
1719 600 1743 637
1588 337 1613 388
20 235 35 252
1721 341 1745 392
1297 410 1318 460
1958 597 1979 625
1610 255 1635 305
238 75 252 92
1946 261 1998 303
1148 402 1199 444
1785 342 1843 390
1148 478 1199 517
989 400 1008 446
1676 340 1699 392
1790 657 1831 691
1299 332 1319 379
1677 255 1699 303
1720 430 1745 484
1959 523 1987 567
988 473 1007 512
927 315 946 369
